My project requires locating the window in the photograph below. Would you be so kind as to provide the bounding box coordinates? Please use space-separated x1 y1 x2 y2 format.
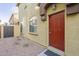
20 23 23 32
29 16 37 33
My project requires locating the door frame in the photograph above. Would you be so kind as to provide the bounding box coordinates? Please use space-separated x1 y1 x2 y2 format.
48 10 65 55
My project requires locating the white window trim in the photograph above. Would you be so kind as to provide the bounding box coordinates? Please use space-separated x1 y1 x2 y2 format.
29 16 38 35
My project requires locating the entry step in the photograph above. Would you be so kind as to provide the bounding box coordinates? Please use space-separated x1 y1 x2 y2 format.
38 49 60 56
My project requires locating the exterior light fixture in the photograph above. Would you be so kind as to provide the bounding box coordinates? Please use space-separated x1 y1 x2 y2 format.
41 14 46 21
51 4 56 10
35 6 40 10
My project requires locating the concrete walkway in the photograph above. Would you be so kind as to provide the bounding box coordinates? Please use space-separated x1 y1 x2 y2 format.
0 37 46 56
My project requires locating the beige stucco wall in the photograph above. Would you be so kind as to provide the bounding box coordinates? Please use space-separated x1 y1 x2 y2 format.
18 3 48 47
65 13 79 56
18 3 79 55
14 13 19 24
18 4 26 36
18 3 67 48
47 4 66 15
9 13 19 25
47 3 79 55
14 25 20 37
0 25 4 38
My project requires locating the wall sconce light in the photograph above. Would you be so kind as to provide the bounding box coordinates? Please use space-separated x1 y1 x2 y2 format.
41 14 46 21
35 5 40 10
51 4 56 10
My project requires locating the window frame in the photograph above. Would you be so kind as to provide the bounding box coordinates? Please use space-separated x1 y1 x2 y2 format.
29 16 37 33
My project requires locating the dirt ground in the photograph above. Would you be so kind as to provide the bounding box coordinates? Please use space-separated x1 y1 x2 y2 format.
0 37 46 56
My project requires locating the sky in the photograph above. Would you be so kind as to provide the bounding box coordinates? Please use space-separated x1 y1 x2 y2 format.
0 3 16 23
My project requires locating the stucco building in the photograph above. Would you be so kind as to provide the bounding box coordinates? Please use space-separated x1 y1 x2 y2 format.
9 13 19 25
17 3 79 56
17 3 48 44
9 11 20 37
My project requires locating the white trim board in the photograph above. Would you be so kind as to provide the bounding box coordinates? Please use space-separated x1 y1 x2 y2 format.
37 49 47 56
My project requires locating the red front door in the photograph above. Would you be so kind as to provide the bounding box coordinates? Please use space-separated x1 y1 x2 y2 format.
49 11 65 51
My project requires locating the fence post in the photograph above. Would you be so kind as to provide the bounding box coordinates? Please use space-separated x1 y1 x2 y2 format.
14 25 20 38
1 25 4 38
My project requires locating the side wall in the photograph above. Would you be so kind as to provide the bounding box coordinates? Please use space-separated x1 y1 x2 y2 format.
25 4 48 47
1 25 4 38
19 4 27 36
19 3 48 47
18 3 79 55
14 25 20 37
47 3 79 55
65 13 79 56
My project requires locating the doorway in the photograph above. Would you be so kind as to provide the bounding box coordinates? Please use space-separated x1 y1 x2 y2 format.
49 11 65 51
